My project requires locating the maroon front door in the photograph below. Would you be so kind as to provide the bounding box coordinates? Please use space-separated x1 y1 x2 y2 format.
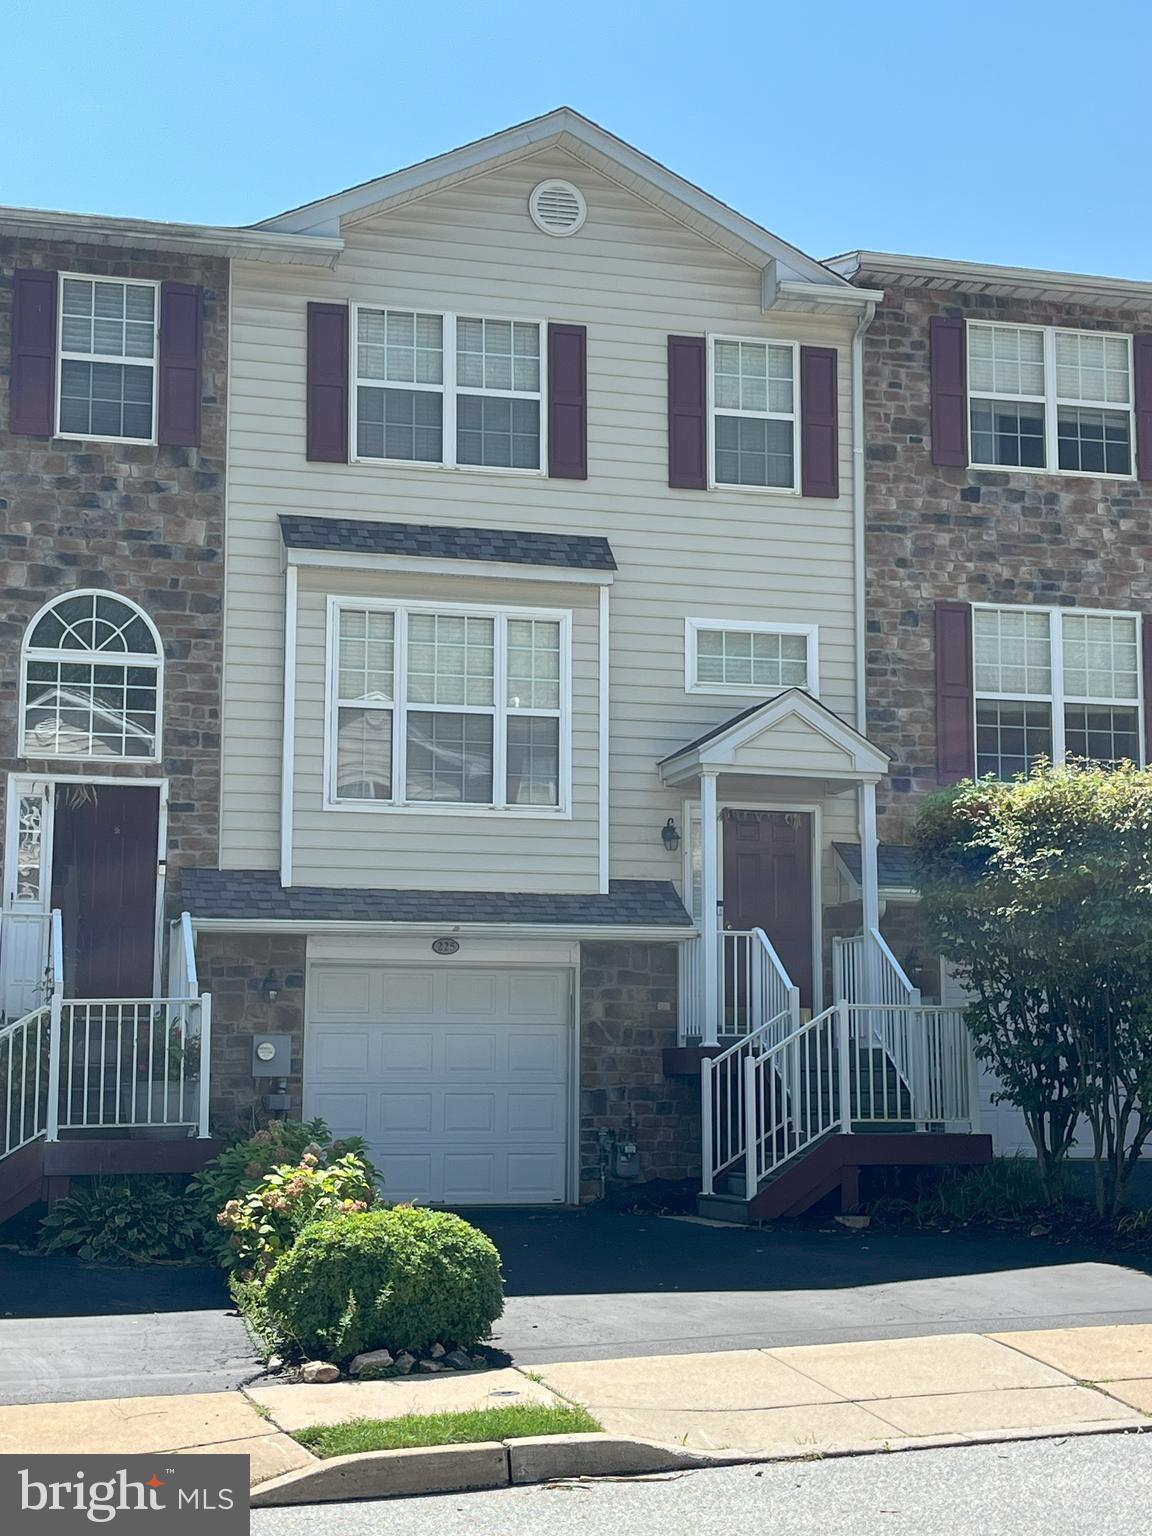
50 784 160 998
722 809 814 1007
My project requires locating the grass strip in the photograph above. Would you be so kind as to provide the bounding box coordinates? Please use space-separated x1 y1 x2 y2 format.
294 1402 603 1457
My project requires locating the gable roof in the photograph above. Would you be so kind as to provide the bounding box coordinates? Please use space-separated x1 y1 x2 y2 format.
256 108 869 301
659 689 890 783
827 250 1152 310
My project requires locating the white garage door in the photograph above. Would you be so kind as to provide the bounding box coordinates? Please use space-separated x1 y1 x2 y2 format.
304 965 571 1205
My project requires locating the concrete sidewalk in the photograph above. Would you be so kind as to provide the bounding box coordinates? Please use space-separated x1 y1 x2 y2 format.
0 1325 1149 1491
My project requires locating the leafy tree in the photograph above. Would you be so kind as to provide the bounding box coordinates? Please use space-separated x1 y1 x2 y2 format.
913 763 1152 1216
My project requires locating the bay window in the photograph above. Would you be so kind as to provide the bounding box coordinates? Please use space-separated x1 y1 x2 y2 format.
973 606 1142 777
329 601 568 811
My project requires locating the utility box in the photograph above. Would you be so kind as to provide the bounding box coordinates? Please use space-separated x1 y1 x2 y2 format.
251 1033 292 1078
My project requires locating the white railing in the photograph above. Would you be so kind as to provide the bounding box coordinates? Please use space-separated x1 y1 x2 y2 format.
745 1005 842 1189
845 1003 973 1126
703 1003 980 1199
721 929 802 1038
833 928 921 1007
0 1004 52 1157
678 935 705 1041
701 1007 793 1195
57 994 213 1137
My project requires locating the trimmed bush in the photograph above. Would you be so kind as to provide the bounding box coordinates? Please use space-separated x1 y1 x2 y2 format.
260 1206 504 1360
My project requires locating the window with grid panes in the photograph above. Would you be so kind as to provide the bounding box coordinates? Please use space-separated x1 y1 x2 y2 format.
711 339 797 489
968 323 1134 476
973 607 1142 777
692 624 811 692
22 593 161 760
331 605 565 808
353 309 542 469
57 277 158 442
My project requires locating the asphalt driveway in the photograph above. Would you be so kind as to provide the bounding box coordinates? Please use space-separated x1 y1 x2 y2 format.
4 1210 1152 1400
464 1208 1152 1364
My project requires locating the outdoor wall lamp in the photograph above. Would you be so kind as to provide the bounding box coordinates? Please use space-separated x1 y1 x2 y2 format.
661 817 681 852
261 969 280 1003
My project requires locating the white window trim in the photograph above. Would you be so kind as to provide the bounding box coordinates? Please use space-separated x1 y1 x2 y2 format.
967 322 1136 481
684 617 819 697
972 602 1144 769
349 306 548 476
707 334 801 496
19 588 164 765
324 596 572 817
54 274 160 447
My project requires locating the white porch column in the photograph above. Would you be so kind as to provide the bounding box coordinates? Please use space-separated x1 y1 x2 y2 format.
700 770 720 1045
859 780 880 1002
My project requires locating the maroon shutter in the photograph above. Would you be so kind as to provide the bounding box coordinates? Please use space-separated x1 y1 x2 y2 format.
1143 618 1152 766
547 322 587 479
1134 334 1152 482
930 315 968 467
306 302 349 462
936 601 975 783
157 282 203 447
10 269 58 436
668 335 707 489
800 345 839 498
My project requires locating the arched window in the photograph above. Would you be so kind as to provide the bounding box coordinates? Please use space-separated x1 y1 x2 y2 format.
21 592 162 761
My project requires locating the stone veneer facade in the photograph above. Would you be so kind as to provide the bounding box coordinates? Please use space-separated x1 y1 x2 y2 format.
579 940 697 1200
196 933 307 1135
854 268 1152 844
0 238 227 884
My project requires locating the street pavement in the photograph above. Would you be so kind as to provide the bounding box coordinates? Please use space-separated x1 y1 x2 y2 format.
249 1432 1152 1535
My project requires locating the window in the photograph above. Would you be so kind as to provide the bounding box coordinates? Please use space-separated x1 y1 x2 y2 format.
968 323 1134 476
710 337 797 490
329 601 568 811
353 308 543 471
21 592 162 761
973 606 1141 777
686 619 816 695
57 276 158 443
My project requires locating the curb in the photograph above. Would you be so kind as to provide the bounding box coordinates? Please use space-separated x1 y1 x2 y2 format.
248 1419 1152 1505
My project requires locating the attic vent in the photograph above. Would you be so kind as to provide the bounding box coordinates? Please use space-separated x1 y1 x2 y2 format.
529 180 587 237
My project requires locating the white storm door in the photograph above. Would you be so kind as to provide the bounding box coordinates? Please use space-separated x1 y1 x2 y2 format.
305 965 571 1205
1 778 54 1020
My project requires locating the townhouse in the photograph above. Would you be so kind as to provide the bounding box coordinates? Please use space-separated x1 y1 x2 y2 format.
832 250 1152 1150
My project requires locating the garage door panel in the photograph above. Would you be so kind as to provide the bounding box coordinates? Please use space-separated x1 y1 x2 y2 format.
306 966 570 1204
379 973 437 1017
508 972 566 1017
379 1032 435 1073
443 1092 496 1132
310 1092 369 1139
313 1031 370 1074
311 968 374 1018
443 1031 498 1074
444 971 500 1018
380 1092 433 1132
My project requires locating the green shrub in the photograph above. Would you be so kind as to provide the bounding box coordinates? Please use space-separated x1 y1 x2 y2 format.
188 1118 378 1263
260 1206 504 1360
869 1156 1054 1228
217 1153 376 1275
39 1176 201 1264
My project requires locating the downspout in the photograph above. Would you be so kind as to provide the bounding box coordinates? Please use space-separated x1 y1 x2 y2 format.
851 297 877 732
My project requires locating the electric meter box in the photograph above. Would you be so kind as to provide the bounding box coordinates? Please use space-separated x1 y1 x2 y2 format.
251 1033 292 1078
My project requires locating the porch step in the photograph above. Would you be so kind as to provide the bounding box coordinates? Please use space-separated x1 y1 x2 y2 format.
697 1132 993 1226
0 1136 224 1227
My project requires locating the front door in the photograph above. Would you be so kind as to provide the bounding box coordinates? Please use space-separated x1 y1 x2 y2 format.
49 784 160 998
722 809 814 1007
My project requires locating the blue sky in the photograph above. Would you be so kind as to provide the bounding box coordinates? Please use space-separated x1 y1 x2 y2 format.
8 0 1151 277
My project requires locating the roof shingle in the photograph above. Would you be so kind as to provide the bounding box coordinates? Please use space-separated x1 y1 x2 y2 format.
279 515 616 572
179 868 691 928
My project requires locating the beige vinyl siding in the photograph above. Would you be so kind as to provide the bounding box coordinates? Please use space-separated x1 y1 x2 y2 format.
289 569 600 890
221 146 861 890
